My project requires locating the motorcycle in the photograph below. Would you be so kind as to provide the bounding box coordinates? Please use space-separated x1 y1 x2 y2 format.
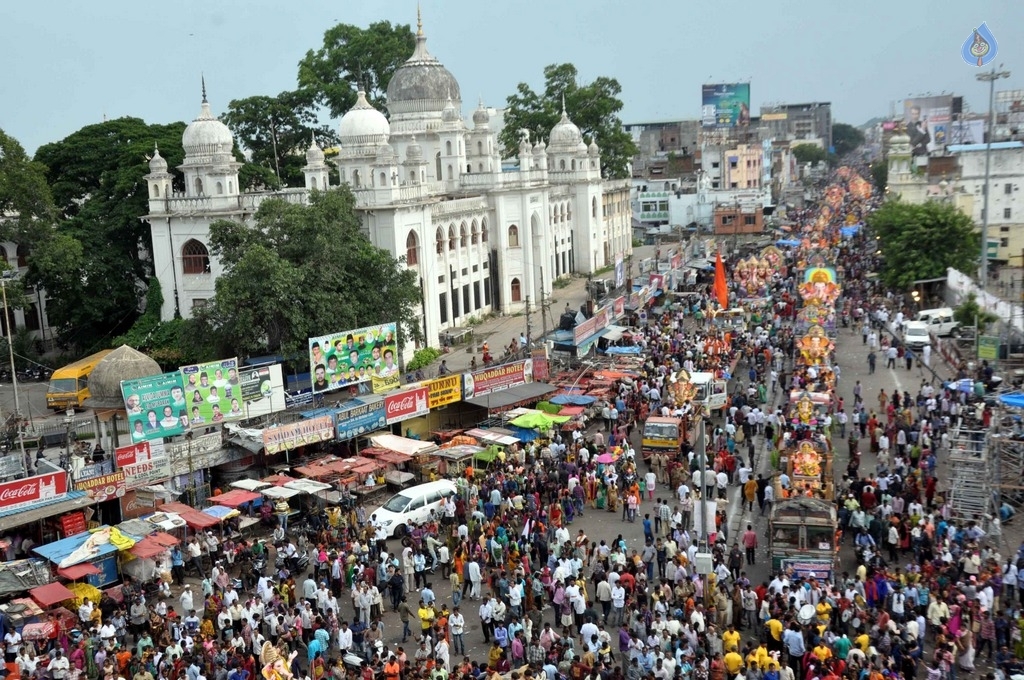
275 551 310 575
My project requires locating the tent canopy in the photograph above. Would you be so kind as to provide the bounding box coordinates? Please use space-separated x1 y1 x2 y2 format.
57 563 101 580
261 474 296 486
202 505 237 521
262 486 303 500
33 527 126 567
210 489 261 508
130 538 167 560
549 394 597 406
465 382 556 410
284 479 333 494
508 411 570 429
229 479 270 491
368 434 437 457
30 582 76 607
464 428 520 446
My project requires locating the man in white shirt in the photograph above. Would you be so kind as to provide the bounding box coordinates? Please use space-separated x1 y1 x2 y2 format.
610 583 626 626
4 629 21 663
337 621 353 654
48 650 70 680
449 606 466 655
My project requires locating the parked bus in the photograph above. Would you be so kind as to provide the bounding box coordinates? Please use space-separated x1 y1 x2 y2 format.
46 349 113 410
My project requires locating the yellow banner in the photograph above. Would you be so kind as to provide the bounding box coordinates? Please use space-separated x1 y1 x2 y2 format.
427 375 462 408
372 373 401 394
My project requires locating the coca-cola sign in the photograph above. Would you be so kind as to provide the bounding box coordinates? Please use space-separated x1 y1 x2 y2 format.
0 471 69 511
384 387 429 425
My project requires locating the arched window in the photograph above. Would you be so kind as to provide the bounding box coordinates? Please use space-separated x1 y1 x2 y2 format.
436 228 445 255
477 141 483 155
559 159 566 171
444 140 451 156
380 172 387 187
448 226 456 251
510 278 522 302
194 177 203 195
460 223 468 248
592 196 598 218
152 184 160 198
566 204 572 220
447 165 453 180
16 245 29 268
478 163 483 172
406 231 419 266
559 205 566 223
182 239 210 274
216 181 223 195
571 159 576 171
508 225 520 247
481 218 488 243
352 169 361 188
228 181 234 193
309 176 317 190
435 152 442 181
471 220 479 244
0 247 8 265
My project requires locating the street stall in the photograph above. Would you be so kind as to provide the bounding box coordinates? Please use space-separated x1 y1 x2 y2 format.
157 502 220 532
28 582 76 608
368 433 437 486
768 496 839 578
434 444 483 477
32 526 136 588
260 485 304 526
229 479 271 492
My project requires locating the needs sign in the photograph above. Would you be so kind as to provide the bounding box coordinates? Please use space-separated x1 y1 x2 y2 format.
115 441 171 488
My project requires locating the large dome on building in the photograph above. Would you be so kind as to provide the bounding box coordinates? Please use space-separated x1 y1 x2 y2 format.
549 105 584 151
386 17 461 116
182 95 234 157
83 345 162 410
339 90 391 147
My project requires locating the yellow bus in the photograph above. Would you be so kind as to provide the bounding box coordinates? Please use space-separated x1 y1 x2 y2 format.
46 349 113 410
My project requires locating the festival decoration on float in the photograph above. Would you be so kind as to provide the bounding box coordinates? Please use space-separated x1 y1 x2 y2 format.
795 305 837 334
796 324 834 366
791 440 823 477
799 268 841 306
668 370 699 405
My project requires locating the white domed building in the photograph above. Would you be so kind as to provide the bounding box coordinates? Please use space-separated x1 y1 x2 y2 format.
144 16 633 348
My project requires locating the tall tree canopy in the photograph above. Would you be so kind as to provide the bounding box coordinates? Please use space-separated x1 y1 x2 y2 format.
791 143 830 165
832 123 866 157
221 88 339 188
297 21 416 117
190 187 421 360
0 128 56 243
30 118 187 350
868 200 979 290
499 63 637 179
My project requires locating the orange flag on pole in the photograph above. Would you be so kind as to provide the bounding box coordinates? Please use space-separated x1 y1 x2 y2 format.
713 251 729 309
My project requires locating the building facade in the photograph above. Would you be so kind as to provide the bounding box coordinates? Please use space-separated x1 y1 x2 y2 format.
759 102 833 148
144 19 630 348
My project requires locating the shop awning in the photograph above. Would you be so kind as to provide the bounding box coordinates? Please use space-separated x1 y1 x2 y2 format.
602 325 630 342
33 527 124 567
292 465 334 479
368 434 437 457
464 428 521 446
284 479 333 494
465 382 556 410
229 479 270 492
0 491 92 530
148 532 179 547
261 486 303 500
57 563 101 580
146 512 188 531
157 503 220 530
129 538 167 560
261 474 296 486
30 582 76 607
210 489 261 508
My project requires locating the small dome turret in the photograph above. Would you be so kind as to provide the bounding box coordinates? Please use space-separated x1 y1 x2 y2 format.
149 144 168 173
549 97 583 151
472 101 490 128
441 95 460 124
588 138 600 157
339 90 391 147
405 136 424 163
305 133 325 165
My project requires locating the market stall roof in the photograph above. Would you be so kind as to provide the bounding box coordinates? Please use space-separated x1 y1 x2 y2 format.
0 559 51 599
229 479 271 492
0 490 92 529
368 434 437 457
434 445 483 460
29 582 76 607
284 479 333 494
549 394 597 406
116 519 157 539
146 512 188 531
261 474 296 486
203 505 237 521
602 325 630 342
464 428 520 446
464 382 556 410
57 563 101 580
129 538 167 560
261 486 303 500
372 451 413 465
148 532 179 547
292 465 335 479
156 503 219 530
557 406 585 416
33 527 124 567
210 489 261 508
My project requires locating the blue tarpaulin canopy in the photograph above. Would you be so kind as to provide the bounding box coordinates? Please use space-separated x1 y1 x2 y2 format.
507 426 540 442
776 239 800 247
33 526 132 566
550 394 597 405
603 346 642 355
202 505 236 521
1000 392 1024 409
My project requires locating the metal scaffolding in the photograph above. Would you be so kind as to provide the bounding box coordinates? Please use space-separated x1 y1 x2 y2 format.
994 414 1024 515
946 426 1000 536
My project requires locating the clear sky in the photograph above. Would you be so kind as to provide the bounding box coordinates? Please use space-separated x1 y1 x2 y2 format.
3 0 1023 154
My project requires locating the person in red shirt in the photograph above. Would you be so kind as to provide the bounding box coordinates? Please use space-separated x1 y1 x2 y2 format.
618 571 635 594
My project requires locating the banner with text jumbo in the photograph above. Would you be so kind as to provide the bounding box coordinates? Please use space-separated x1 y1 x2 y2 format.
463 359 533 399
121 372 188 443
308 322 398 393
180 358 244 428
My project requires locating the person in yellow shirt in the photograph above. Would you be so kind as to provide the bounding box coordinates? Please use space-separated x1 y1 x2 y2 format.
766 617 784 648
753 642 771 670
722 625 741 653
418 601 435 637
854 632 870 653
812 642 832 662
724 651 744 676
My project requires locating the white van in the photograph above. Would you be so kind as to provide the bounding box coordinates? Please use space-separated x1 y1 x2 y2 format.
371 480 458 537
915 307 959 337
903 321 931 350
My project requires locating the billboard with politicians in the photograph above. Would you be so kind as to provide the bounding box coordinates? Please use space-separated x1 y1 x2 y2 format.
121 372 188 443
701 83 751 127
308 323 399 393
180 358 244 427
903 95 953 156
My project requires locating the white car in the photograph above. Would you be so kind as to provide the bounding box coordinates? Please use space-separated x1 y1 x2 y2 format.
903 321 931 350
371 480 458 537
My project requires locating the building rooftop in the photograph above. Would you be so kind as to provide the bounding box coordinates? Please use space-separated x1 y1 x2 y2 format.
948 141 1024 153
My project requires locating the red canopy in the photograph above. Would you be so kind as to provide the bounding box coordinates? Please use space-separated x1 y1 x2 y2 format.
261 474 295 486
130 538 166 559
57 563 100 580
179 509 219 530
292 465 333 479
210 489 260 508
149 532 179 547
157 502 193 514
29 582 76 607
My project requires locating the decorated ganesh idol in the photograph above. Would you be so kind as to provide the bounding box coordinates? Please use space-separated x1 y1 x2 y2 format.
799 268 841 306
791 440 822 477
796 324 834 366
261 642 298 680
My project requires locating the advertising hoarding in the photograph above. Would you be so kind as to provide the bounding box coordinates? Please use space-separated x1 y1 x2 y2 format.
701 83 751 127
463 359 534 399
384 386 430 425
335 401 387 441
76 472 126 503
531 348 549 383
308 323 399 393
237 364 287 418
614 256 625 288
903 95 953 155
950 119 985 145
573 307 611 345
262 416 336 454
0 471 68 513
121 372 188 443
116 441 171 488
426 375 462 409
180 358 244 428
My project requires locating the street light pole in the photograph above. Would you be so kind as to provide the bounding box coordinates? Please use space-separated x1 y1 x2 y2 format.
977 66 1011 290
1 277 25 461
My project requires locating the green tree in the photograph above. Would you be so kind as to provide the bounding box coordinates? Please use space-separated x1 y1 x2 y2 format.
297 21 417 117
953 293 998 331
868 200 979 290
192 187 421 359
499 63 638 179
831 122 866 157
870 161 888 194
0 129 56 243
791 143 830 165
221 89 339 188
30 118 188 350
